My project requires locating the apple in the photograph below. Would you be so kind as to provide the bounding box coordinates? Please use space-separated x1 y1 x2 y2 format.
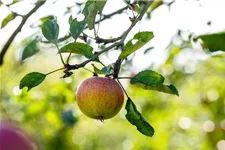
76 76 124 120
0 120 36 150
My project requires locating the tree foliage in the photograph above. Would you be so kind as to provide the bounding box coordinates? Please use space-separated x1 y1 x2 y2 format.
1 0 225 149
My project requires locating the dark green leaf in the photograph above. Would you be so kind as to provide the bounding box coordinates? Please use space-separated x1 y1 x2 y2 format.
101 65 113 75
125 98 154 137
40 15 54 24
82 1 106 30
130 70 179 96
198 32 225 52
131 70 164 85
138 1 146 9
42 19 59 44
59 42 93 58
82 1 93 17
19 72 46 91
1 13 16 28
133 82 179 96
120 31 154 59
70 18 85 40
21 40 39 61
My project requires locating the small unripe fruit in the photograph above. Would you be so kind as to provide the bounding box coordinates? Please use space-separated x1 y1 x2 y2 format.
0 120 36 150
76 76 124 120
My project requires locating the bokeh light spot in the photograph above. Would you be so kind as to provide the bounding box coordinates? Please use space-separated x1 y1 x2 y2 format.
217 140 225 150
203 120 215 132
178 116 191 129
207 89 219 101
13 86 22 95
220 119 225 130
123 139 133 150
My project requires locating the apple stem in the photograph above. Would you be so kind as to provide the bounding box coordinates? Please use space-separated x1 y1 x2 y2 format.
98 116 104 122
117 79 130 99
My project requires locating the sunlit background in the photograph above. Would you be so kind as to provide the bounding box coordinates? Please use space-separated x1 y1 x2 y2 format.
0 0 225 150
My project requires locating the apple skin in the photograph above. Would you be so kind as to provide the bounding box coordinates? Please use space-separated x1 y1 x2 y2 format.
76 76 124 120
0 120 35 150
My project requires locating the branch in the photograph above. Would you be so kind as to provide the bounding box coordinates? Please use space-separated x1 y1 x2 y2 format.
64 42 122 72
112 1 153 78
121 1 153 43
64 1 152 78
0 1 46 66
95 6 128 24
42 5 129 44
95 35 123 44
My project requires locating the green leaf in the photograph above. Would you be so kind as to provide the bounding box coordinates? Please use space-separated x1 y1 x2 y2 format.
101 65 113 75
130 70 179 96
19 72 46 91
82 1 106 30
198 32 225 52
1 13 16 28
70 18 86 40
91 64 102 74
122 0 131 5
42 19 59 44
120 31 154 59
92 64 113 75
9 0 20 5
125 98 154 137
21 40 39 61
39 15 54 24
82 1 92 17
149 0 163 11
134 83 179 96
59 42 93 58
131 70 164 85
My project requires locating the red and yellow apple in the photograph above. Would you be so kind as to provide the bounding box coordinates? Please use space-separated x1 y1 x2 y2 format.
76 76 124 120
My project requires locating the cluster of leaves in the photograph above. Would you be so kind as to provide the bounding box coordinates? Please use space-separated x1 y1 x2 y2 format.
19 0 179 137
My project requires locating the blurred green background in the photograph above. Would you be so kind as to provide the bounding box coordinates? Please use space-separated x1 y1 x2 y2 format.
1 0 225 150
1 39 225 150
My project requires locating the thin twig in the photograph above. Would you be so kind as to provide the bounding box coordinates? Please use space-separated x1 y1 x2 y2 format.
98 60 106 67
55 44 66 65
117 77 132 80
68 42 122 70
66 39 77 64
82 67 96 74
96 6 128 24
46 67 65 76
120 1 153 43
95 35 123 44
117 79 130 99
0 1 46 66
